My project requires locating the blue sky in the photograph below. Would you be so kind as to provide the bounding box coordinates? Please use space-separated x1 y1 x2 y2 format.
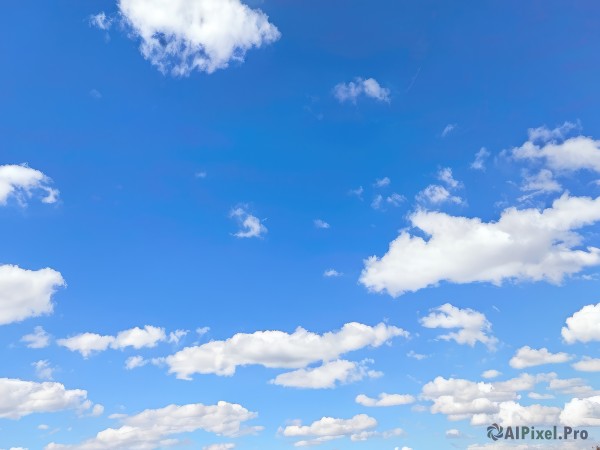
2 1 600 449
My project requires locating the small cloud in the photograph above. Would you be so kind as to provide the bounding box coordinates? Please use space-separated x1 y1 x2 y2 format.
470 147 491 171
441 124 456 137
386 193 405 207
21 326 51 349
374 177 391 188
371 194 383 210
168 330 188 344
323 269 342 278
89 12 112 31
334 78 390 103
195 171 207 179
230 206 267 239
348 186 364 199
196 327 210 337
481 369 502 379
407 350 428 360
125 356 148 370
446 428 465 438
313 219 330 229
32 360 55 381
89 89 102 100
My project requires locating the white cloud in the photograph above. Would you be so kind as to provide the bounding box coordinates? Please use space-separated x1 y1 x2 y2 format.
355 393 415 407
446 428 464 438
386 193 405 206
371 194 383 210
0 265 65 326
116 0 280 76
442 124 456 137
283 414 377 447
58 325 167 357
420 304 498 350
203 445 235 450
271 359 381 389
562 303 600 344
407 350 428 360
333 78 390 103
230 206 267 238
374 177 391 188
89 12 112 31
313 219 330 229
323 269 342 278
481 370 501 379
46 401 260 450
520 169 562 195
165 322 408 380
361 194 600 296
417 185 463 205
348 186 364 198
471 147 491 171
560 395 600 426
0 378 95 419
21 326 51 349
0 164 59 205
548 376 599 397
509 346 572 369
33 360 55 381
438 167 460 188
528 392 554 400
125 356 148 370
512 123 600 173
572 357 600 372
167 329 188 344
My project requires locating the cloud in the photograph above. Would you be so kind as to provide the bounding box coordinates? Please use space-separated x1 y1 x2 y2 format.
520 169 562 195
348 186 364 198
125 356 148 370
58 325 167 357
45 401 260 450
283 414 377 447
355 393 415 407
32 360 55 381
0 265 65 325
438 168 460 188
116 0 280 76
481 370 502 379
471 147 491 171
512 123 600 173
374 177 391 188
313 219 330 229
560 396 600 426
442 124 456 137
21 326 51 349
165 322 408 380
271 359 381 389
528 392 554 400
360 194 600 296
333 78 390 103
509 346 572 369
446 428 465 438
89 12 113 31
230 206 267 238
0 378 95 419
203 445 235 450
562 303 600 343
420 304 498 350
323 269 342 278
572 357 600 372
0 164 59 205
416 168 463 205
407 350 428 360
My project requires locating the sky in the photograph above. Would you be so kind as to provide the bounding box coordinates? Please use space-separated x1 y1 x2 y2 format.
1 1 600 449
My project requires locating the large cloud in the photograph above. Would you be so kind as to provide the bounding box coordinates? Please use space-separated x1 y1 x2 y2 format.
116 0 280 76
560 396 600 426
509 346 572 369
562 303 600 344
360 194 600 296
0 265 65 325
46 401 260 450
0 164 59 205
0 378 96 419
165 322 407 380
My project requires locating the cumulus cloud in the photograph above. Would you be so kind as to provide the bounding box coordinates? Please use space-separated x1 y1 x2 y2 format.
283 414 377 447
165 322 408 380
0 265 65 326
361 194 600 296
46 401 260 450
21 326 51 348
520 169 562 195
471 147 491 171
0 164 59 205
333 78 390 103
420 304 498 350
271 359 381 389
313 219 330 229
560 396 600 426
572 357 600 372
481 370 501 379
230 206 267 238
58 326 168 357
355 393 415 407
115 0 280 76
416 168 463 205
0 378 95 419
562 303 600 343
509 346 572 369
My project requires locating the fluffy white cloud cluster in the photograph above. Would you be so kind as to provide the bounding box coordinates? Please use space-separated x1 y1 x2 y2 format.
57 325 177 357
0 265 65 325
361 194 600 296
282 414 377 447
562 303 600 344
0 378 96 419
46 401 260 450
21 326 51 348
560 396 600 426
420 303 498 350
115 0 280 76
230 206 268 238
572 357 600 372
416 167 463 205
165 322 407 380
355 392 415 407
0 164 59 205
333 78 390 103
509 346 572 369
270 359 381 389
